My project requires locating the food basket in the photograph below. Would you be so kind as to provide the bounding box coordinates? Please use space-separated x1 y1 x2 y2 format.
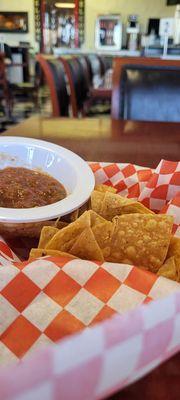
0 160 179 400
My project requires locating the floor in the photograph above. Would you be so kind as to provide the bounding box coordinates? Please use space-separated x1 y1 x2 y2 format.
0 85 111 133
0 86 51 133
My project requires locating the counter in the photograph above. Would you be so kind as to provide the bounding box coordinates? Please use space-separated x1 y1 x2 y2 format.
53 48 141 57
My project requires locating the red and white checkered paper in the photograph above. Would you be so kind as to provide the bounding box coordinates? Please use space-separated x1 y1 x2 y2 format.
0 160 180 400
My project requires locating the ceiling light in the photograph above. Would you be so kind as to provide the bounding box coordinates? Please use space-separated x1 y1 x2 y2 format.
55 2 75 8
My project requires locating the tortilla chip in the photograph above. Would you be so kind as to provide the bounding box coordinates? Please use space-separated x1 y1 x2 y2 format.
100 191 136 220
69 209 79 222
30 248 77 260
95 184 117 194
167 237 180 281
38 226 59 249
89 210 107 227
167 237 180 258
46 211 91 251
91 191 105 214
92 221 115 258
108 213 173 272
70 228 104 262
176 257 180 282
58 238 77 253
120 202 154 215
157 257 178 281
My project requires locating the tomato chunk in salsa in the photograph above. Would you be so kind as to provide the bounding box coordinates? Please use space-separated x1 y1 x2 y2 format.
0 167 66 208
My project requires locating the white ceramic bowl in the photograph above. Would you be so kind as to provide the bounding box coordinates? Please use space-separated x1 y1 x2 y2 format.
0 137 95 224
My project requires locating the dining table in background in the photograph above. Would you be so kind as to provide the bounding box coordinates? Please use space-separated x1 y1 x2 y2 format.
3 115 180 400
4 115 180 169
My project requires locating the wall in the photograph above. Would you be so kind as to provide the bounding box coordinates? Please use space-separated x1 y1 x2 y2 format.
84 0 176 49
0 0 177 50
0 0 37 50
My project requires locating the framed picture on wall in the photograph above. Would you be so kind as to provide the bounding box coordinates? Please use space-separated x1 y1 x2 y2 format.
167 0 179 5
95 15 122 51
0 12 28 33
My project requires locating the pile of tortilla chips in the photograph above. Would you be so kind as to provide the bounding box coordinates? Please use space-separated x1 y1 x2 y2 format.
30 185 180 282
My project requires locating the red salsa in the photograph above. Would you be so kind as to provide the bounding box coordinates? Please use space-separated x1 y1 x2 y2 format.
0 167 66 208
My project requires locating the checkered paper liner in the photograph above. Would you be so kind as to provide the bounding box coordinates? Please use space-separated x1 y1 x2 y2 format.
0 160 180 400
0 237 20 266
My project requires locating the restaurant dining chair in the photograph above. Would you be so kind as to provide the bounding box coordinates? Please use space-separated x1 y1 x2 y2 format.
59 56 88 117
97 55 112 76
36 54 70 117
112 57 180 122
59 56 111 117
0 52 12 125
86 54 103 80
77 55 93 87
0 44 38 117
76 55 111 101
86 55 112 106
84 54 112 86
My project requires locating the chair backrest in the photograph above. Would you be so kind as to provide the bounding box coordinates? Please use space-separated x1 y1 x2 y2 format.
97 55 112 76
59 57 89 117
0 53 8 96
86 54 103 78
0 53 5 83
77 55 92 87
36 54 69 117
0 44 12 61
112 57 180 122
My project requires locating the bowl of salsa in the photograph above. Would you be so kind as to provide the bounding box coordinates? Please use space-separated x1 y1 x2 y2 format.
0 137 95 236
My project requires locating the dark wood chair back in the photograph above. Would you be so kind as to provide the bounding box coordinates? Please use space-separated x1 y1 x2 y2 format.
77 55 92 87
86 54 103 78
97 55 112 76
0 53 9 94
0 52 12 118
59 57 89 117
112 57 180 122
36 54 70 117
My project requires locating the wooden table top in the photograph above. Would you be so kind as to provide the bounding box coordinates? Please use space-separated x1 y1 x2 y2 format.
3 115 180 399
4 115 180 168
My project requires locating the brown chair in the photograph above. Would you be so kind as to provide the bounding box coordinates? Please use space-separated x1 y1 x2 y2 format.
97 55 112 76
112 57 180 122
81 54 112 86
86 54 103 80
2 43 38 110
60 56 111 117
82 54 111 84
36 54 70 117
86 54 112 102
0 52 12 121
77 55 93 87
78 55 112 100
59 57 90 117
